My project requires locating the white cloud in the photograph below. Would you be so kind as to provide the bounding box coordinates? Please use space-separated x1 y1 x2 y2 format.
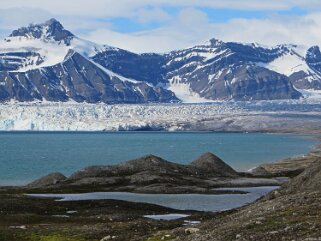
83 8 213 53
0 8 53 31
82 8 321 53
1 0 321 17
213 14 321 47
1 1 321 53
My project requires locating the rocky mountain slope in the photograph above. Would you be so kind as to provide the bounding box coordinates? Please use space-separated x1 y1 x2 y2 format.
1 19 321 103
0 19 178 103
177 157 321 241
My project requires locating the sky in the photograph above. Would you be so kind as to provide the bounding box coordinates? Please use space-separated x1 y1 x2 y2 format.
1 0 321 53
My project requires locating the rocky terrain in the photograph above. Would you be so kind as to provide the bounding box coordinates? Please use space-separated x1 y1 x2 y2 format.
24 153 284 194
1 19 321 103
251 141 321 177
176 155 321 241
0 146 320 241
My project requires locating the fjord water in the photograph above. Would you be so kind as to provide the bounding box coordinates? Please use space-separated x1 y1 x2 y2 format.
0 132 317 186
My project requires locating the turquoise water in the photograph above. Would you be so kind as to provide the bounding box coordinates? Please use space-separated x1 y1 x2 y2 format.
0 132 318 186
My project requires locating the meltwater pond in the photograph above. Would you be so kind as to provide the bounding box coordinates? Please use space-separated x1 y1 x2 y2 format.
0 132 317 186
28 186 278 212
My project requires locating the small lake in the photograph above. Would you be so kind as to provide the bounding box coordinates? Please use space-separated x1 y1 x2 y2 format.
27 186 279 212
0 132 317 186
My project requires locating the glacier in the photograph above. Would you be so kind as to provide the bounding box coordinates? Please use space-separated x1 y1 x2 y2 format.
1 97 320 132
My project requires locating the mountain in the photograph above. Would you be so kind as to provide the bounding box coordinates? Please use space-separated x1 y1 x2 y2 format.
164 40 302 100
0 19 178 103
0 19 321 103
9 18 74 45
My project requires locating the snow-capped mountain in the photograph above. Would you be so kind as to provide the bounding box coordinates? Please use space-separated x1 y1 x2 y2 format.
0 19 110 72
0 19 178 103
0 19 320 103
164 40 301 101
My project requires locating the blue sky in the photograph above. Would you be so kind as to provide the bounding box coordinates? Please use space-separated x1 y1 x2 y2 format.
107 6 308 33
0 1 321 52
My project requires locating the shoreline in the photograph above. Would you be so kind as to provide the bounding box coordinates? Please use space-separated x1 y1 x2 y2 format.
0 135 320 240
0 129 320 134
0 132 319 188
249 135 321 177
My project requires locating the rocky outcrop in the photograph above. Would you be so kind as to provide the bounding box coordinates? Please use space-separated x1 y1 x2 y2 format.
25 153 287 194
69 153 239 182
250 147 321 177
190 152 238 177
24 153 252 193
27 172 67 188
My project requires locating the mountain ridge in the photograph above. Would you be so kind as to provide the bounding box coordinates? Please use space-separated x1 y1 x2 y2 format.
1 19 321 103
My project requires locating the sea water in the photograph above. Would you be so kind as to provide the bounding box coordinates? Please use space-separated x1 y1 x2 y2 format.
0 132 317 186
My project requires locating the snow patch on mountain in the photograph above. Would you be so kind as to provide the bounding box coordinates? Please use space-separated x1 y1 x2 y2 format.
0 37 69 72
298 88 321 100
261 51 312 77
0 34 112 72
167 74 214 103
168 82 212 103
257 45 320 84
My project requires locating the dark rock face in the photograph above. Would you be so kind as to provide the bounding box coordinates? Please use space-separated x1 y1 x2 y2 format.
289 71 321 90
306 46 321 72
0 50 178 103
0 52 44 72
92 49 167 86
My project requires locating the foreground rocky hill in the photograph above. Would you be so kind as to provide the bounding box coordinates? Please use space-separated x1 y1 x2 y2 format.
27 153 283 194
177 157 321 241
2 19 321 103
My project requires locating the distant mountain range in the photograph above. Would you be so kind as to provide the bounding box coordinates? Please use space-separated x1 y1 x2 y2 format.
0 18 320 103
